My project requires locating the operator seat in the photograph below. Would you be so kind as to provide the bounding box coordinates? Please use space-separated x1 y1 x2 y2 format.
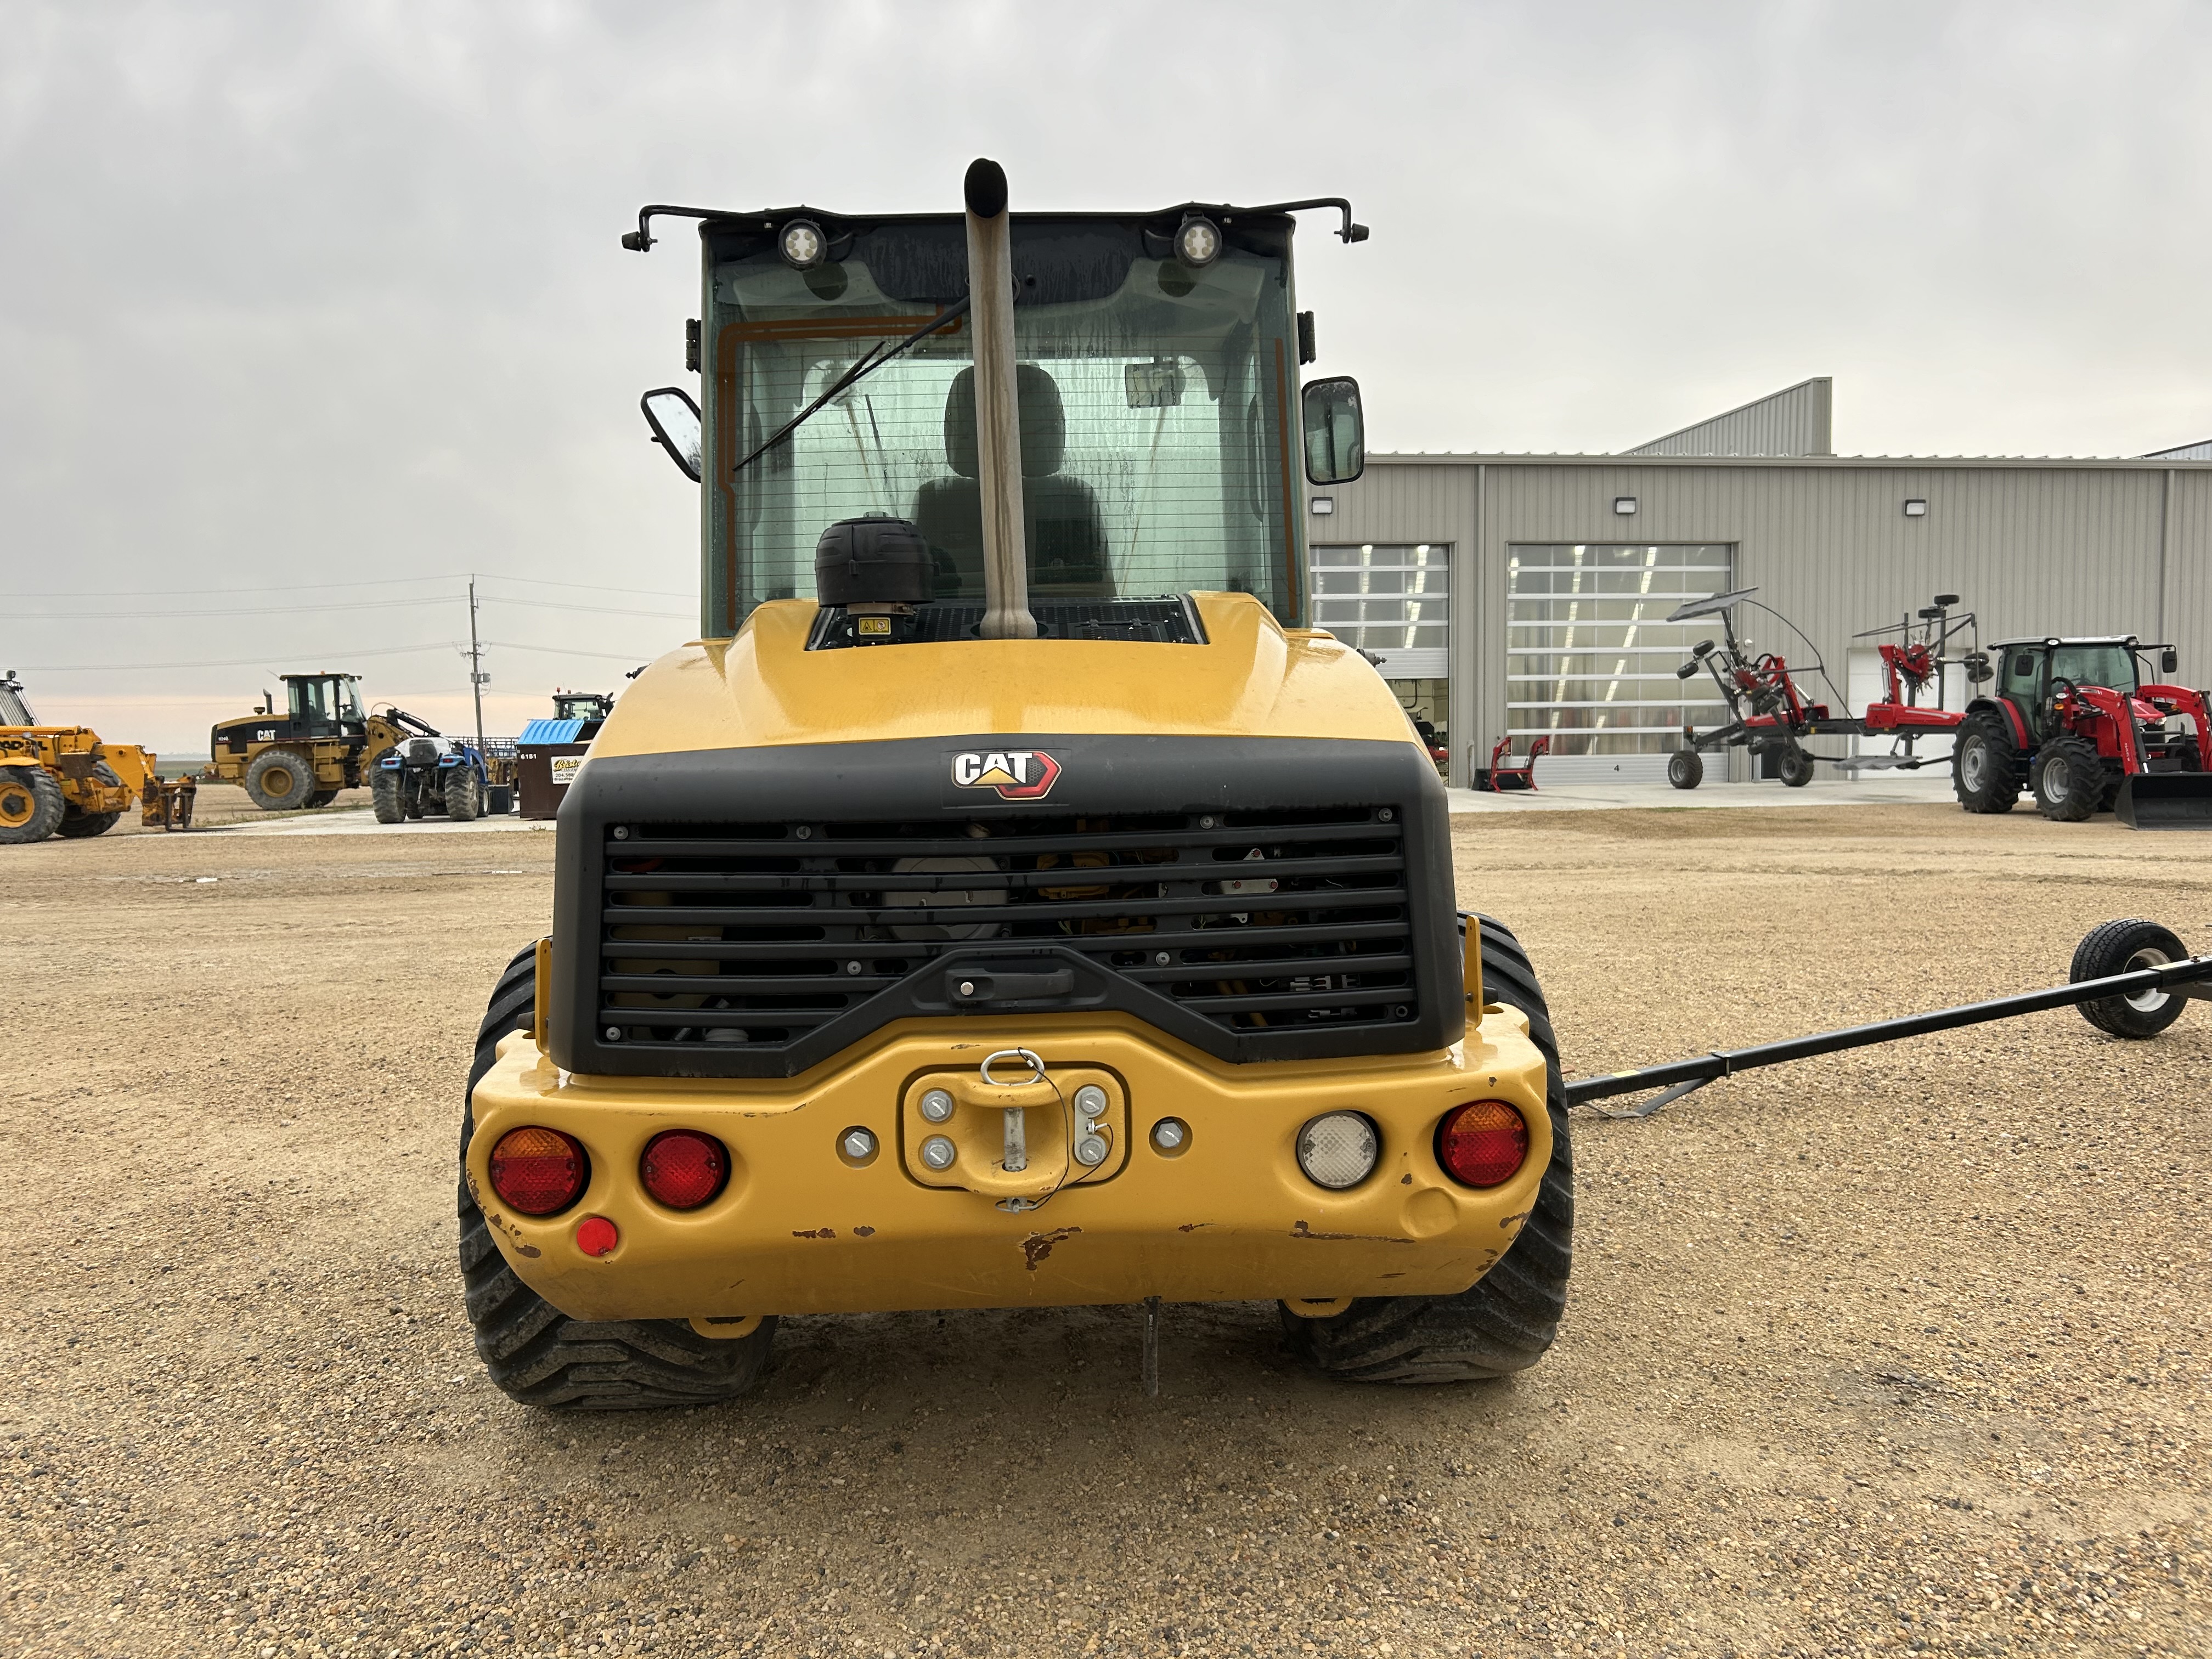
912 364 1113 601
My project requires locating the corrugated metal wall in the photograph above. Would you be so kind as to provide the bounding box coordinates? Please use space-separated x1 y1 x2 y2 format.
1624 378 1834 458
1308 455 2212 786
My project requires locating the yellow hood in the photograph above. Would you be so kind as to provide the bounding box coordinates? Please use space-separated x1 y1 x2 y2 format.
591 592 1418 757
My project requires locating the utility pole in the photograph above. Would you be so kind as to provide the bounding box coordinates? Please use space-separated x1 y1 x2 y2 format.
467 575 488 752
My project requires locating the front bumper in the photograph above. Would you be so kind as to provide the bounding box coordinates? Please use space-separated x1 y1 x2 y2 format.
465 1009 1550 1321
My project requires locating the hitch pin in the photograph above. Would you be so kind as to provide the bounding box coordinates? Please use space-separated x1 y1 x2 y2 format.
1003 1105 1027 1173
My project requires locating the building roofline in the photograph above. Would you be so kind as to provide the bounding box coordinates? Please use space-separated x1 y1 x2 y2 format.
1361 452 2212 471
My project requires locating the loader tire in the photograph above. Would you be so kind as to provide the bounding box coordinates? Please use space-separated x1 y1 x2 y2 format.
2070 918 2191 1039
1953 712 2022 813
1282 915 1572 1383
370 770 404 825
244 748 315 811
1667 749 1704 790
57 762 123 838
1776 745 1814 788
458 943 776 1409
2032 735 2101 822
0 767 65 844
444 769 481 822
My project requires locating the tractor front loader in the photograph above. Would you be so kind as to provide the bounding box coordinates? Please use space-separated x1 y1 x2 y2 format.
0 671 183 845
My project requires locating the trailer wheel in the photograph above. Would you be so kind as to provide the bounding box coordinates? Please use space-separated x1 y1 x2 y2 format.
1776 746 1814 788
370 770 404 825
458 943 777 1409
2070 918 2191 1039
56 761 124 838
1953 712 2021 813
0 766 65 844
244 748 316 810
1281 916 1572 1383
2032 736 2100 822
1667 750 1703 790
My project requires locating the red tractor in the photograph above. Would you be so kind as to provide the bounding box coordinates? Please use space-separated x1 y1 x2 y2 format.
1951 636 2212 827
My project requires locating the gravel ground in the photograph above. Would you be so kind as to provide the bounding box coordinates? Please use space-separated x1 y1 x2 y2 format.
4 804 2208 1658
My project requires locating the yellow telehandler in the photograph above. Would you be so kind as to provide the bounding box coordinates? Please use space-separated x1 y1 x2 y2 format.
0 672 189 843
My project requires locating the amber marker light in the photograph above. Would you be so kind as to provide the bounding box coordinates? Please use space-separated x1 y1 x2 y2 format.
487 1127 588 1216
640 1130 729 1210
1435 1101 1528 1189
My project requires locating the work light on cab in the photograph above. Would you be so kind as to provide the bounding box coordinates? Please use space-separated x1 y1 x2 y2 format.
779 219 827 269
1435 1101 1528 1189
1175 214 1222 267
639 1130 729 1210
487 1127 588 1216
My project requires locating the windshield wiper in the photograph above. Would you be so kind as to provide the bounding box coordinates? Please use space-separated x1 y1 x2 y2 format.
733 295 973 477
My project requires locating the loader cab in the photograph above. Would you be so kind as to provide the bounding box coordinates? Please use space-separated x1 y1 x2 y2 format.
655 202 1362 637
0 674 35 729
550 691 614 727
283 674 367 740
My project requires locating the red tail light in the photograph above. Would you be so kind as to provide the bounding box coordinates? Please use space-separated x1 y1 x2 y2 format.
1436 1101 1528 1189
488 1126 588 1215
640 1130 729 1210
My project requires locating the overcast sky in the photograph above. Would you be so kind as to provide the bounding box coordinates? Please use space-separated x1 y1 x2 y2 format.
7 1 2210 749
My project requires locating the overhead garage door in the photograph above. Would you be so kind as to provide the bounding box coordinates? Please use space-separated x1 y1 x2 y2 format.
1507 543 1734 781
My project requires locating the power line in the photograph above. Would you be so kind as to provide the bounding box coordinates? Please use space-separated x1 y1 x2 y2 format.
13 592 690 622
10 571 693 601
15 635 681 672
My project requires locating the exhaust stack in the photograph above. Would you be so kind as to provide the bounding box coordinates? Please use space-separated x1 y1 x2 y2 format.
962 158 1037 641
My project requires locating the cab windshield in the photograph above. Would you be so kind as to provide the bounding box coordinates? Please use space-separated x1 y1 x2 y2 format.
2049 645 2138 692
0 683 34 726
701 216 1304 633
288 678 363 728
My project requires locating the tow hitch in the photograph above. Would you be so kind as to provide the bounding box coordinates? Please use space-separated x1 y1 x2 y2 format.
1572 918 2212 1118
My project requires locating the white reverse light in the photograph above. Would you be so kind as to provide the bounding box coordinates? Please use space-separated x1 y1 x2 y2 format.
1296 1112 1379 1190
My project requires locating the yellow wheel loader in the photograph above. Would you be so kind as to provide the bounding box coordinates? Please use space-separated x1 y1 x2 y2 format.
459 162 1570 1407
0 672 185 844
205 673 435 810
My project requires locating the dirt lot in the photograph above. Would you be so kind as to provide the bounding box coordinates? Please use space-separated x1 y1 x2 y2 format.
4 804 2208 1658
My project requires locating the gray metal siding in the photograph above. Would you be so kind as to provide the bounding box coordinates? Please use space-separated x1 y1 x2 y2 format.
1625 377 1833 458
2167 468 2212 685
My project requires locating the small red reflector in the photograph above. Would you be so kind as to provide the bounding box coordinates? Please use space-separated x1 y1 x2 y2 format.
1436 1101 1528 1189
640 1130 729 1210
488 1126 587 1216
575 1216 619 1257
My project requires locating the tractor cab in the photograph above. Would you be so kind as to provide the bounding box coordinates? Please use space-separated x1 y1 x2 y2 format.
282 673 368 740
550 691 614 726
1989 637 2172 742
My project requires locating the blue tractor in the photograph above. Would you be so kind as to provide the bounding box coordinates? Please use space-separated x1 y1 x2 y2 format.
370 730 492 824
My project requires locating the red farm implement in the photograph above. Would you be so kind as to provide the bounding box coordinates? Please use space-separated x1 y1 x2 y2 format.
1663 590 1971 790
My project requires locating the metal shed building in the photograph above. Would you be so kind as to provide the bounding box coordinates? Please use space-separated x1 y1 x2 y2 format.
1305 382 2212 786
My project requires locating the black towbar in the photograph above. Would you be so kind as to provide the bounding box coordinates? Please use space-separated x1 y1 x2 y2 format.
1568 952 2212 1117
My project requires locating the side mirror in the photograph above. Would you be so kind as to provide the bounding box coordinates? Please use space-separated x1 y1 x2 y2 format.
641 387 703 482
2161 646 2180 676
1301 376 1365 486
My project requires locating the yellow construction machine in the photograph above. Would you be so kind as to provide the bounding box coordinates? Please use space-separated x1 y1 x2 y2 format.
458 162 1569 1408
0 672 190 843
205 672 432 810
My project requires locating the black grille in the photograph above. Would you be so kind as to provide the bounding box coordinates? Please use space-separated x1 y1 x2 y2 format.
595 806 1413 1056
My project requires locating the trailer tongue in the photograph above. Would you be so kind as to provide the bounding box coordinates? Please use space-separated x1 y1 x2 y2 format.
1570 918 2210 1118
